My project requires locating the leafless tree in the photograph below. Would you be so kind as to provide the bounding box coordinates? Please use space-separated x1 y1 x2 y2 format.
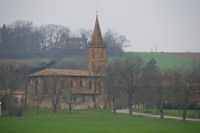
47 77 66 113
169 64 200 121
39 24 70 50
105 59 123 113
119 55 144 115
103 30 130 56
28 78 45 114
89 65 105 109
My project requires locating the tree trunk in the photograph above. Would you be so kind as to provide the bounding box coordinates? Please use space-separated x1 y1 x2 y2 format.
112 97 116 113
53 105 57 113
128 94 133 115
36 104 39 114
24 88 27 110
183 107 187 121
159 106 164 119
178 110 181 117
68 102 72 114
94 95 96 109
138 103 140 111
93 80 97 109
128 104 133 115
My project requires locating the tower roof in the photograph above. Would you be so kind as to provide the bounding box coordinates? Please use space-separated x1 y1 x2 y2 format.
92 16 103 44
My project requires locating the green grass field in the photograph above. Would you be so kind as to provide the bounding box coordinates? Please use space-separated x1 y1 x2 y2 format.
107 52 194 70
22 52 194 71
0 109 200 133
127 52 193 70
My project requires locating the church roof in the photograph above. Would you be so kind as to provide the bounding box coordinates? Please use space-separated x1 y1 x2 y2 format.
92 16 103 43
30 69 90 77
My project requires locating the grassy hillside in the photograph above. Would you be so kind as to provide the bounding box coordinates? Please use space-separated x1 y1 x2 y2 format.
117 52 193 70
24 52 194 70
0 109 200 133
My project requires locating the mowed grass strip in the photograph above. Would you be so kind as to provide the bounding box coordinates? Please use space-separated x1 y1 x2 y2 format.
0 109 200 133
133 109 200 118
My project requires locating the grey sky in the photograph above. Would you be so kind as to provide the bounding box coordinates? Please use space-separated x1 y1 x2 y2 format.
0 0 200 52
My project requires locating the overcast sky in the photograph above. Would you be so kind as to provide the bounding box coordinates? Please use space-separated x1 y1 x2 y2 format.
0 0 200 52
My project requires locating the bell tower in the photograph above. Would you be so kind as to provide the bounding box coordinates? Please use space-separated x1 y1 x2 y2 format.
88 16 107 73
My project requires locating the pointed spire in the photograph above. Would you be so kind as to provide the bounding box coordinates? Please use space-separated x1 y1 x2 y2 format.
92 15 103 44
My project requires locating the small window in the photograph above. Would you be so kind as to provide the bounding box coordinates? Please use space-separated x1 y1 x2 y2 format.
35 80 38 94
98 81 101 92
82 95 85 101
73 94 76 102
80 80 83 88
70 80 73 87
91 63 95 71
101 50 104 59
92 49 95 60
89 81 92 89
43 80 48 94
53 81 57 94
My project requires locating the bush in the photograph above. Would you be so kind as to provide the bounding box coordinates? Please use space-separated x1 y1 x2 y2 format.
5 94 24 116
0 93 9 110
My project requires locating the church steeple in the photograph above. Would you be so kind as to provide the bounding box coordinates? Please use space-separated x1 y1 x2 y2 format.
89 16 106 47
92 16 103 44
88 16 107 73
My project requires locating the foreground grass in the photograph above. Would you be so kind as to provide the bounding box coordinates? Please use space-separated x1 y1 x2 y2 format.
0 109 200 133
133 109 200 118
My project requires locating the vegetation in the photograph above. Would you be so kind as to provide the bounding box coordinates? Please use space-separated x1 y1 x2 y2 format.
105 55 200 121
129 52 193 69
0 109 200 133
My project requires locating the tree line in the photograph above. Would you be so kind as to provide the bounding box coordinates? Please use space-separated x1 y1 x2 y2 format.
105 55 200 121
0 20 129 59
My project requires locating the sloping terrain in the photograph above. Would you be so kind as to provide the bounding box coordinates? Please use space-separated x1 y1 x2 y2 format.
125 52 194 70
166 52 200 62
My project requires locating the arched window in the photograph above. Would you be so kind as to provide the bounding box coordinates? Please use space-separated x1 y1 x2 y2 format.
91 63 95 71
53 80 57 94
70 80 73 87
101 50 104 59
43 80 48 94
35 80 38 94
92 49 95 60
89 81 92 89
98 81 101 92
80 80 83 88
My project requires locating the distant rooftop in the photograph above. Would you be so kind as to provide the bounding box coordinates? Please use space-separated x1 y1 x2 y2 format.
30 69 89 77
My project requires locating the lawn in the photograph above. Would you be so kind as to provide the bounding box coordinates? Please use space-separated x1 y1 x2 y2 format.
0 109 200 133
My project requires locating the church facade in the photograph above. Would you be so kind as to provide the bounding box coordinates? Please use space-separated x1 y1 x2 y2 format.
27 16 108 109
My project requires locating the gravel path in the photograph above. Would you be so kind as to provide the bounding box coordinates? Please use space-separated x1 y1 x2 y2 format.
116 109 200 122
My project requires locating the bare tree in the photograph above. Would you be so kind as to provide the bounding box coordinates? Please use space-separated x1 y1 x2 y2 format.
143 58 167 119
119 55 144 115
39 24 70 50
28 78 45 114
103 30 130 56
105 59 122 113
47 77 65 113
169 64 200 121
89 65 105 109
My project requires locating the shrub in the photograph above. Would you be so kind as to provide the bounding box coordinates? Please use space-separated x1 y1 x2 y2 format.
5 94 24 116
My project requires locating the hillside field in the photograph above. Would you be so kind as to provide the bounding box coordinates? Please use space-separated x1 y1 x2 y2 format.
108 52 194 70
0 109 200 133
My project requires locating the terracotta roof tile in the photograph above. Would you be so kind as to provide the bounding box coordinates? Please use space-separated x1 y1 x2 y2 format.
30 69 90 77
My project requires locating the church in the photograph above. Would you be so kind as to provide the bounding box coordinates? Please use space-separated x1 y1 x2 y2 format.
27 16 108 109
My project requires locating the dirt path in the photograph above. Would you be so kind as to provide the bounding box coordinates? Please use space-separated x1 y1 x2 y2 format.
116 109 200 122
